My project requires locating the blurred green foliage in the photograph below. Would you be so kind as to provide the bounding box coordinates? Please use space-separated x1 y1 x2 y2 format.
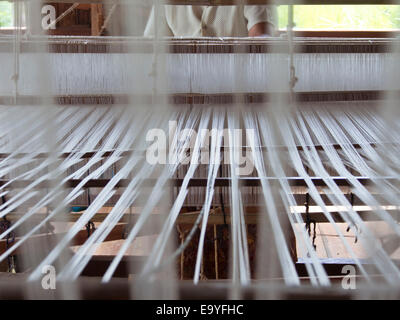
0 2 12 27
278 5 400 30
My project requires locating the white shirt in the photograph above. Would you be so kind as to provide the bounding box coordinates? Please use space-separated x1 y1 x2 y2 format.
144 5 276 37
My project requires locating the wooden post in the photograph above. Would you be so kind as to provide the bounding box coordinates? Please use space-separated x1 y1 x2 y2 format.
90 4 104 36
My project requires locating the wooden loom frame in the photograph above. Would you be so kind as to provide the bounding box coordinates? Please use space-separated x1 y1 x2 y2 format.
1 0 400 298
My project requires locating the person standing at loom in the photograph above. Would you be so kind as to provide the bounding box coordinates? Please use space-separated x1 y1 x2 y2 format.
144 5 277 37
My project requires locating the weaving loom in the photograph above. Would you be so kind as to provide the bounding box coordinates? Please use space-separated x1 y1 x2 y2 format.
0 0 400 300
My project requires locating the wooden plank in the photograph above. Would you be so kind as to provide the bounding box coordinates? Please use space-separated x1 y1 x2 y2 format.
0 91 388 106
292 30 400 38
47 26 91 36
77 4 91 10
0 273 392 300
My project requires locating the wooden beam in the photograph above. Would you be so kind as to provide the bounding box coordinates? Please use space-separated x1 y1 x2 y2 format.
2 272 396 300
0 91 388 106
77 4 91 10
291 30 400 38
90 4 104 36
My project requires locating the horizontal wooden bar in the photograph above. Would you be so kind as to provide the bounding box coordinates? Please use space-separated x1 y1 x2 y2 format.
1 273 397 300
0 91 390 106
293 30 400 38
